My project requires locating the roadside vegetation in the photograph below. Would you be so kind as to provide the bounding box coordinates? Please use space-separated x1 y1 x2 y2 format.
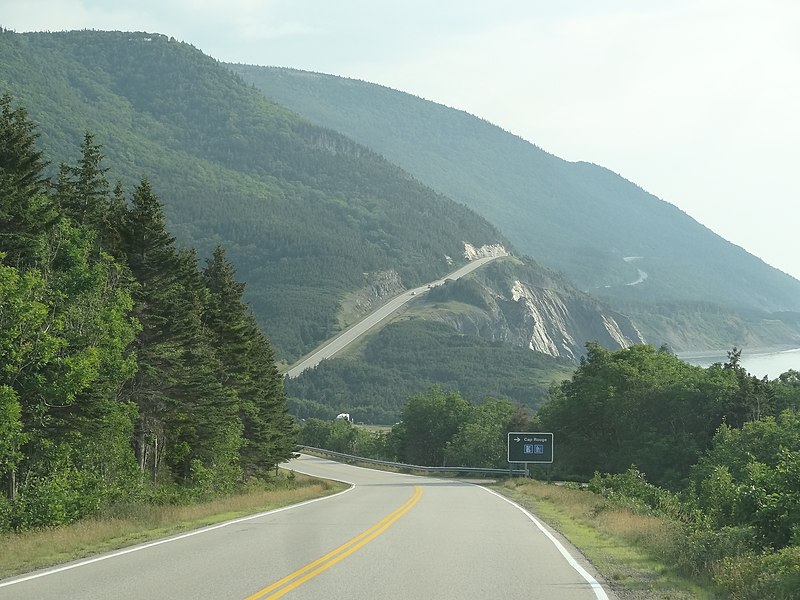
0 472 344 579
500 478 711 599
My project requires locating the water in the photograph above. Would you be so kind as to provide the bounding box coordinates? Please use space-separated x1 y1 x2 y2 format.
679 348 800 380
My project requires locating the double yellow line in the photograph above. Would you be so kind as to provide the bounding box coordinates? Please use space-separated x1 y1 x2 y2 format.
245 485 423 600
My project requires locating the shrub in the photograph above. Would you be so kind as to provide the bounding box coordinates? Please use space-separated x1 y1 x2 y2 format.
588 467 682 518
714 546 800 599
670 524 759 578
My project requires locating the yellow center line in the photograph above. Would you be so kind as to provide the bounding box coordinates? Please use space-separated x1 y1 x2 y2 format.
244 485 423 600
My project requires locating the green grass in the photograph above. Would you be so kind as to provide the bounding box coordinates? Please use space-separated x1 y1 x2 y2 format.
495 479 717 599
0 473 346 580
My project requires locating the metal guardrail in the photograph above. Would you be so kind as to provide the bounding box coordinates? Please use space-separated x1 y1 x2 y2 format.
297 446 528 477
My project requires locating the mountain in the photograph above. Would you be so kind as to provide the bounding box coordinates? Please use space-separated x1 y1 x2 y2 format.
0 29 508 361
229 65 800 351
0 29 647 375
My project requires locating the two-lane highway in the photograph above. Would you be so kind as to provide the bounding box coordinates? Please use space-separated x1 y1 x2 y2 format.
2 455 612 599
285 255 502 378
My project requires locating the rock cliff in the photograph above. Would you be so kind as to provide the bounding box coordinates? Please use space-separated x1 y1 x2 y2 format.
423 257 645 361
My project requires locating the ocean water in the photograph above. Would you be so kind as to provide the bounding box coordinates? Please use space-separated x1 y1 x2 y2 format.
679 348 800 380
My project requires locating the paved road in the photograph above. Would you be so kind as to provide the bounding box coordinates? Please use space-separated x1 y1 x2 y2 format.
2 455 612 599
285 255 502 378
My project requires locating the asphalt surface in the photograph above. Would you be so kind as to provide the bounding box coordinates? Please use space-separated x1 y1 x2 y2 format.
1 455 613 599
285 255 502 378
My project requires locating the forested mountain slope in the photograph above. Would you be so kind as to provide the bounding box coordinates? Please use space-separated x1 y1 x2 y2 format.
0 29 505 361
231 66 800 350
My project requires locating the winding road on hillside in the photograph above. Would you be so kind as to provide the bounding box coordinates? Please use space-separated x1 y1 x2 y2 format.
2 455 612 599
285 255 503 378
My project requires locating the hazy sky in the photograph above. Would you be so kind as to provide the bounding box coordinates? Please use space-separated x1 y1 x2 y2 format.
4 1 799 280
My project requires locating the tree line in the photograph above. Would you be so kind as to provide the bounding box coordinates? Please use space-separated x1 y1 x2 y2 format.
0 93 295 531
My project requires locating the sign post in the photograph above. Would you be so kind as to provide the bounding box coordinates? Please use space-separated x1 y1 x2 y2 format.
507 432 553 474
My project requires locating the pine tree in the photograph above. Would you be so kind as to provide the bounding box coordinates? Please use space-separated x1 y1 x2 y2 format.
0 93 48 196
55 133 110 232
119 178 182 478
167 247 242 488
0 92 56 265
103 181 128 258
241 313 296 472
203 246 295 475
120 181 244 488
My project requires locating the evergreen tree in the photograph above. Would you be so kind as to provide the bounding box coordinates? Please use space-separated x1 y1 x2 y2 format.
121 182 244 488
120 178 183 479
0 93 48 195
240 313 297 473
167 247 242 489
74 132 110 225
54 133 110 233
103 181 128 259
203 246 295 476
0 92 56 266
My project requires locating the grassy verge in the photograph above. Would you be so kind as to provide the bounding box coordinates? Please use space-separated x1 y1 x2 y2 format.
0 472 345 580
495 479 717 599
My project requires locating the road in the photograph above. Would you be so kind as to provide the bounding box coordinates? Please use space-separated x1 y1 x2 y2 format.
285 255 502 378
1 455 612 599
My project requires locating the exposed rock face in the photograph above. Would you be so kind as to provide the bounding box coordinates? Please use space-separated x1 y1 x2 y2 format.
463 242 509 260
505 280 644 359
349 270 405 315
425 261 646 362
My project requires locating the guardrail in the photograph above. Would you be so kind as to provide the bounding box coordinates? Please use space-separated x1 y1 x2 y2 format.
297 446 529 477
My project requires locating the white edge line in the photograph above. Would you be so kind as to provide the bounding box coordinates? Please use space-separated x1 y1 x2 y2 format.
0 474 355 589
479 485 610 600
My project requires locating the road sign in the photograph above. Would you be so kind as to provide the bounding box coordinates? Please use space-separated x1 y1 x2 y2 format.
508 432 553 463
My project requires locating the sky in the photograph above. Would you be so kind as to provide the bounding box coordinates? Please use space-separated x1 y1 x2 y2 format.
3 0 800 280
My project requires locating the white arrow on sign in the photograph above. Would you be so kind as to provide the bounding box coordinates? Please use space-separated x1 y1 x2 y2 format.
514 437 521 442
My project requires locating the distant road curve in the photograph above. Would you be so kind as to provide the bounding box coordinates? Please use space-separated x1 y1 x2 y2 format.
285 255 503 378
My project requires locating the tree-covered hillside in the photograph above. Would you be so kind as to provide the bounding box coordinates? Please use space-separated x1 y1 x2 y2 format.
231 66 800 350
0 30 505 361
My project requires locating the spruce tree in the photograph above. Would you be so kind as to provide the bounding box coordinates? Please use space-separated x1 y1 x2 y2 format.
120 178 182 478
0 92 56 266
55 133 110 233
103 181 128 259
121 181 243 488
168 247 242 488
241 313 297 472
203 246 295 475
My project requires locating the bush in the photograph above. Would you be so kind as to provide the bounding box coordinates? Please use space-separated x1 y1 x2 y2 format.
0 495 11 533
670 524 759 578
588 467 682 518
714 545 800 599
